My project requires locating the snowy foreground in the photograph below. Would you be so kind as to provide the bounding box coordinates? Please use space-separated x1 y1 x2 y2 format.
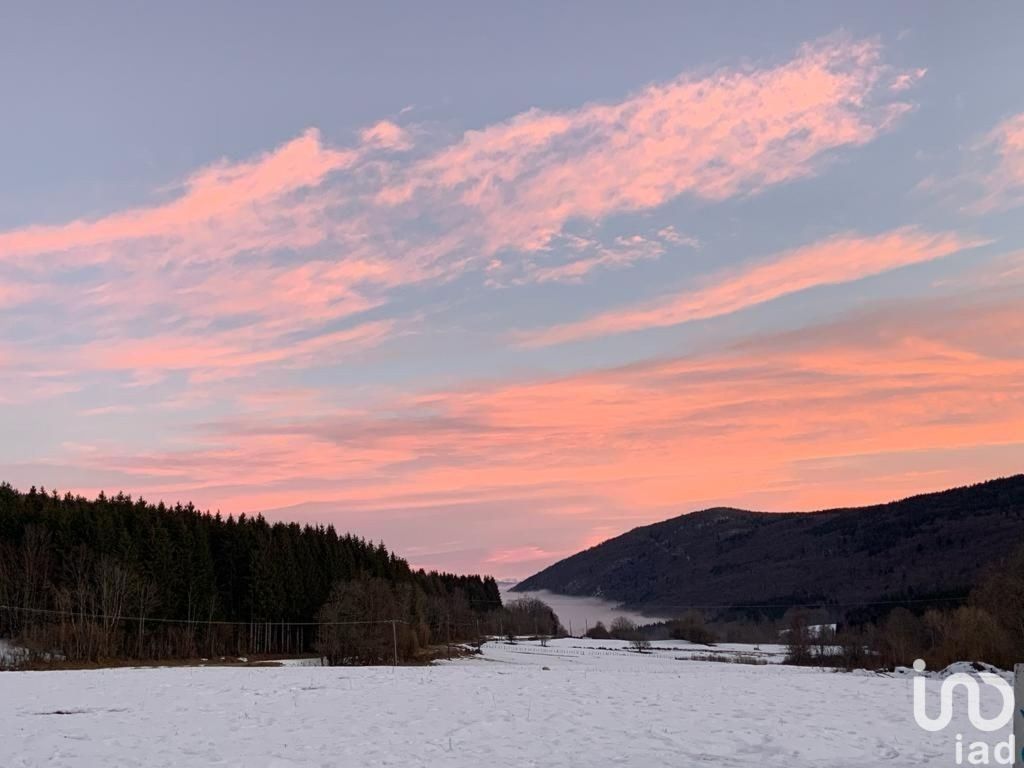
0 638 1010 767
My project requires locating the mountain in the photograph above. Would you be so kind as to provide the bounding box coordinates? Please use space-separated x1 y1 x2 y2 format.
514 475 1024 616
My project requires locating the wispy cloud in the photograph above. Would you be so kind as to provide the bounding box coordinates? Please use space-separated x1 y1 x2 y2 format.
890 67 927 92
78 319 394 382
360 120 414 151
492 231 678 286
0 128 355 265
385 35 915 258
969 113 1024 213
519 228 981 346
0 34 919 390
920 112 1024 214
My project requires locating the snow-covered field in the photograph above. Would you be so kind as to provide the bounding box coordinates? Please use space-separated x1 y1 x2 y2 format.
487 636 790 664
0 638 1010 767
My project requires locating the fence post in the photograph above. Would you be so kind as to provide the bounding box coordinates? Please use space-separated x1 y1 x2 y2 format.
391 620 398 667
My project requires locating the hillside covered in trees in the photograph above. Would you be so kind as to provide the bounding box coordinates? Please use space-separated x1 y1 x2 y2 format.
515 475 1024 619
0 484 532 665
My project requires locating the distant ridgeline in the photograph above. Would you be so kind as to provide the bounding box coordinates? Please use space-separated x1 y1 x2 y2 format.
0 483 504 664
515 475 1024 621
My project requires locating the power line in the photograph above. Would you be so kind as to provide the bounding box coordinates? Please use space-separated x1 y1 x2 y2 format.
0 604 500 631
0 605 408 627
4 592 966 635
473 595 969 610
601 596 970 611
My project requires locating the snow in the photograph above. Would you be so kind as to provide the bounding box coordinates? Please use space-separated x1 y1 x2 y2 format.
478 636 791 664
0 638 1011 767
892 659 1014 683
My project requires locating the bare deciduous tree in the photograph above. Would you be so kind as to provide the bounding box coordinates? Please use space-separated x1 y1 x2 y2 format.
609 616 637 640
629 637 652 653
784 612 812 665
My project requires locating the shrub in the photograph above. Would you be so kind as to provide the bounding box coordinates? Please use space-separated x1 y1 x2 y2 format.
666 611 716 645
630 637 652 653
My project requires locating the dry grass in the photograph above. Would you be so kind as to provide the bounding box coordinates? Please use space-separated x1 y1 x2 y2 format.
678 653 769 666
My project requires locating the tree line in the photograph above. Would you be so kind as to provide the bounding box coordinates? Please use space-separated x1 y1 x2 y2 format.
576 542 1024 673
783 537 1024 670
316 587 564 665
0 484 517 665
589 541 1024 671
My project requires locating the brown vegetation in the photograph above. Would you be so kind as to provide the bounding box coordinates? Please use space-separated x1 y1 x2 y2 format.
783 539 1024 670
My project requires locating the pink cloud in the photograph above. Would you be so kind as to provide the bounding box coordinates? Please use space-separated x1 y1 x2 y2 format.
80 404 137 416
388 35 917 257
0 34 919 287
0 128 354 263
498 233 670 286
521 228 981 346
657 226 700 249
969 113 1024 212
0 281 39 308
360 120 413 151
924 113 1024 214
890 67 927 92
0 35 927 416
80 319 393 381
484 546 570 565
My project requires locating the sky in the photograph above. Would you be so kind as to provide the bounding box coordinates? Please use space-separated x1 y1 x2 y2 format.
2 2 1024 579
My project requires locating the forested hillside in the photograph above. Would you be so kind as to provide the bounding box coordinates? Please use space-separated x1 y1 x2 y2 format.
0 484 507 663
515 475 1024 619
